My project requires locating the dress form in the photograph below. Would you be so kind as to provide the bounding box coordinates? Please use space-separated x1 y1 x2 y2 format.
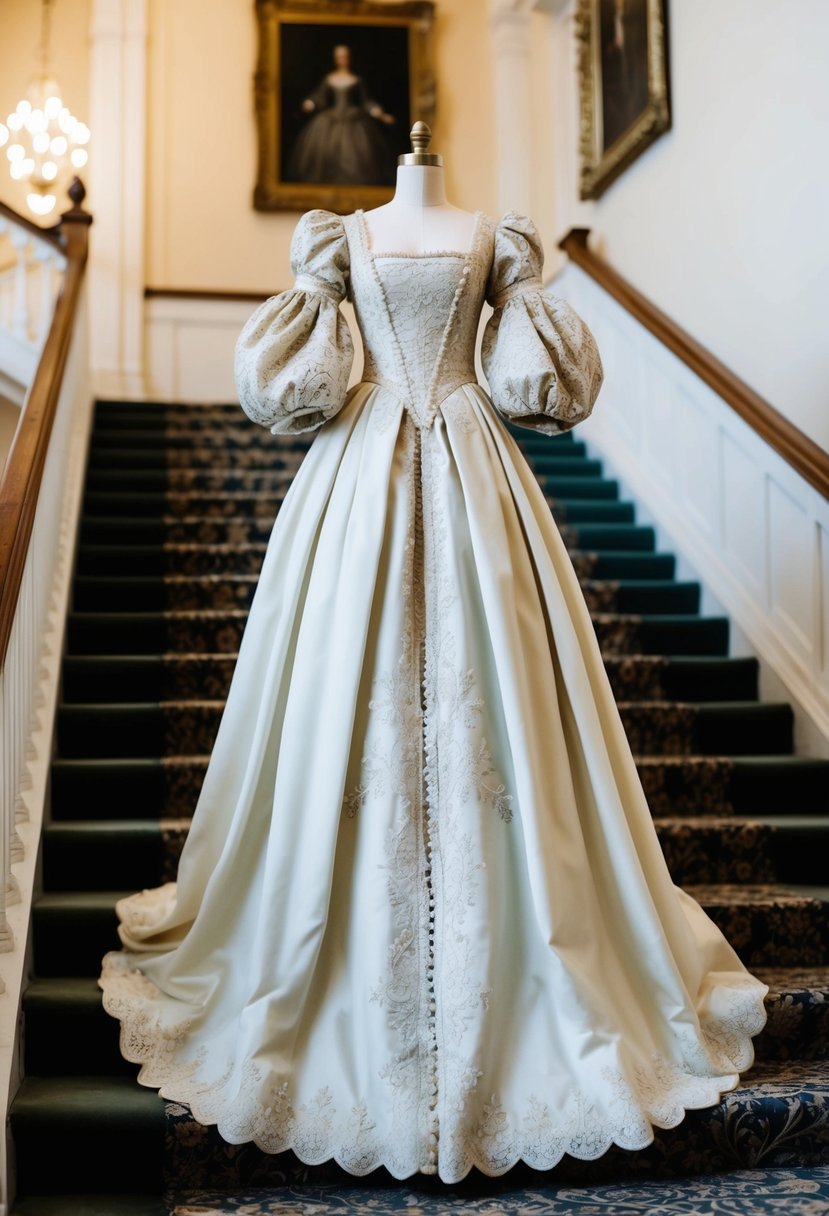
363 122 476 254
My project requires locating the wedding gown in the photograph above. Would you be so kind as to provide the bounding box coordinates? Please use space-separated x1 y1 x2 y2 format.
99 206 768 1184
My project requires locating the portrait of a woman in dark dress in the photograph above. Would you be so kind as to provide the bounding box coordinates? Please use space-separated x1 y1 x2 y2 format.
600 0 650 152
286 43 397 186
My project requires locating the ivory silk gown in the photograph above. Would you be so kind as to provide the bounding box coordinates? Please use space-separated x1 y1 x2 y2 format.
99 207 768 1184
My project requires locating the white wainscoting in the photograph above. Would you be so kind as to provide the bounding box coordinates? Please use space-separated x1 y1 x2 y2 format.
144 296 259 402
557 261 829 756
144 295 367 403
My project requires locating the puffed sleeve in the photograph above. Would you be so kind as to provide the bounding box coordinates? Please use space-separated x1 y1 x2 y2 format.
234 209 355 435
481 211 603 435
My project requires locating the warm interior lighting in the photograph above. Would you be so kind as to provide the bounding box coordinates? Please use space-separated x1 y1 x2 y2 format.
6 0 91 218
27 191 56 215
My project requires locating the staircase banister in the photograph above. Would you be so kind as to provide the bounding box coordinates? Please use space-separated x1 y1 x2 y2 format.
0 198 66 254
558 228 829 501
0 181 92 671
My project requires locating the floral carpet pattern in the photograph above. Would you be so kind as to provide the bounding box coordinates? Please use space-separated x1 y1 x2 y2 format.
164 1061 829 1194
168 1166 829 1214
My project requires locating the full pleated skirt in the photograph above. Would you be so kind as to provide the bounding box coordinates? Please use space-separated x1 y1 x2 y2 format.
99 382 767 1183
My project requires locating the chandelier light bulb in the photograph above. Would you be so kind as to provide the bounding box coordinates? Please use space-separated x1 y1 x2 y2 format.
27 109 47 134
27 191 55 215
6 0 92 217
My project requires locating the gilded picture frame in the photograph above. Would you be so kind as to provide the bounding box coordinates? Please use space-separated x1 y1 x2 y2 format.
577 0 671 200
254 0 436 213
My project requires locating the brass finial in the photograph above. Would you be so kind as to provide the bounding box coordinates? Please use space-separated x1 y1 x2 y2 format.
398 120 443 167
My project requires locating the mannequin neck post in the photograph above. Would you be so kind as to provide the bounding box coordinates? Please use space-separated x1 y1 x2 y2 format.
392 164 447 207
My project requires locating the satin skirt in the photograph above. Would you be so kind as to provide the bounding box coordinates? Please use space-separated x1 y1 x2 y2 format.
99 381 767 1184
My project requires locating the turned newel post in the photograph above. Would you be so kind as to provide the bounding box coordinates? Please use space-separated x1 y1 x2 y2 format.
57 176 93 260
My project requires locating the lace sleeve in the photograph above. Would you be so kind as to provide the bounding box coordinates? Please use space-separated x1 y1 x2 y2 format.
481 211 603 436
234 209 355 436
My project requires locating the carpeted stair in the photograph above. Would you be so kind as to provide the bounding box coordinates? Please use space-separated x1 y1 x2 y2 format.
10 401 829 1214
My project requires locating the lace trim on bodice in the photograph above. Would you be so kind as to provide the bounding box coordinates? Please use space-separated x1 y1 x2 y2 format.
351 208 492 430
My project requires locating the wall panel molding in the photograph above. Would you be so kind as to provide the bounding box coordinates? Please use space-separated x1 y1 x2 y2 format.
558 261 829 752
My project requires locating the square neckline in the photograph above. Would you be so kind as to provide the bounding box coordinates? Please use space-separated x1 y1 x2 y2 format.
355 208 485 261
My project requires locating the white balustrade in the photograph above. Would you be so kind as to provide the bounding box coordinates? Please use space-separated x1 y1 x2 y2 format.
0 217 66 404
0 202 92 1169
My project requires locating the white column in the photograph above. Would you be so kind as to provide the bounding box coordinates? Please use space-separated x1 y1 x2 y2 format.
547 0 593 240
489 0 535 217
88 0 148 399
489 0 592 253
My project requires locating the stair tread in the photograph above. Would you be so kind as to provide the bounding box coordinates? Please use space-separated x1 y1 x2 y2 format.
34 883 829 910
683 883 829 904
67 609 723 622
24 965 829 1005
45 813 829 834
12 1057 829 1100
59 697 789 712
10 1074 165 1122
51 753 829 769
13 1197 166 1216
74 574 699 588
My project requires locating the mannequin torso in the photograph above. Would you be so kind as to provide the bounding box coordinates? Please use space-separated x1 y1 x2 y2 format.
363 164 477 254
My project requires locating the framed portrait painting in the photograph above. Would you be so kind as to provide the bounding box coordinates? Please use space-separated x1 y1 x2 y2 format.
577 0 671 200
254 0 436 213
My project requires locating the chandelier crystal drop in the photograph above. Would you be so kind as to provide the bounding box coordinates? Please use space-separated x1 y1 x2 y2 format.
0 0 90 217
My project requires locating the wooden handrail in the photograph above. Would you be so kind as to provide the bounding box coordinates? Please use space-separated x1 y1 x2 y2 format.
0 179 92 670
0 197 65 252
559 228 829 501
145 286 272 304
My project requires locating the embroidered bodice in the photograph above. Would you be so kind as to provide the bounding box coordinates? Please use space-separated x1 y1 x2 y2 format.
346 209 488 428
235 206 604 437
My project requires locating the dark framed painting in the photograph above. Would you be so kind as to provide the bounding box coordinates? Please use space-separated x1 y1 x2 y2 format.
576 0 671 200
254 0 436 213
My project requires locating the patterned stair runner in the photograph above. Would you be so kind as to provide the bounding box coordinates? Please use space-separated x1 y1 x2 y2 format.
9 401 829 1215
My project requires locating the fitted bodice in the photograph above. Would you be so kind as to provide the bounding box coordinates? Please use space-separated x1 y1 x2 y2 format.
235 207 604 441
344 210 493 428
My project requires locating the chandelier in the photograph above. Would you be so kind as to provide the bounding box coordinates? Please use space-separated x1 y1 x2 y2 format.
0 0 90 217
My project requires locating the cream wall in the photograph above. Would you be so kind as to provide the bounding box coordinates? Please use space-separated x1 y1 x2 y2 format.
548 0 829 453
0 0 91 220
145 0 497 294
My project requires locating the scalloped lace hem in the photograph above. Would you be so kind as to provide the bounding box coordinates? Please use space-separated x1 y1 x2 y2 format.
99 947 768 1185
